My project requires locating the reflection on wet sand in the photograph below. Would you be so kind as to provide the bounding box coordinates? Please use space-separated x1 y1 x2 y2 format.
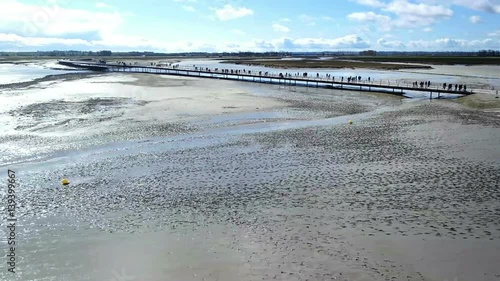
0 62 499 281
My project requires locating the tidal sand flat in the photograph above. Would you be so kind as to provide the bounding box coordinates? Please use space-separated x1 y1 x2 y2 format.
0 72 287 164
0 64 499 281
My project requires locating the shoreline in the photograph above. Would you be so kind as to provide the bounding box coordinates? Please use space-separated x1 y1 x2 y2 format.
221 58 434 70
0 71 98 89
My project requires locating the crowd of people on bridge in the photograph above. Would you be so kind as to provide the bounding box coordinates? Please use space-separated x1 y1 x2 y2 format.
184 65 472 92
413 81 432 88
186 66 381 84
410 80 468 92
94 60 471 93
443 83 467 92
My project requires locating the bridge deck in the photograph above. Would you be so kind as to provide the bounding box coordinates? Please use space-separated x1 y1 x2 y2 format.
59 60 474 97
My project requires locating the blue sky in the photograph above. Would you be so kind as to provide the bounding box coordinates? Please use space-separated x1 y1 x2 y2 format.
0 0 499 52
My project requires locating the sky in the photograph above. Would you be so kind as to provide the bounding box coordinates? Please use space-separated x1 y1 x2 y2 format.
0 0 499 52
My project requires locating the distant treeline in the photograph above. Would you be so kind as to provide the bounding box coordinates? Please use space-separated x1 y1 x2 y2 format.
477 50 500 56
0 49 499 57
360 50 500 57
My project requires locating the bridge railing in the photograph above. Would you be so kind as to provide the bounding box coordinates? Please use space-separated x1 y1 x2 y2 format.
69 60 492 94
148 64 473 93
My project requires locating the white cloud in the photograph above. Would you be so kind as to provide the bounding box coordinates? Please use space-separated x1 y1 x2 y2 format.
348 12 392 31
280 18 291 22
385 1 453 18
469 15 481 23
360 0 500 14
377 38 405 49
354 0 386 8
0 33 91 46
255 35 370 51
0 0 497 53
350 0 454 31
2 31 498 52
407 37 499 50
0 32 216 52
95 2 113 9
450 0 500 13
349 1 453 31
0 2 365 53
348 11 390 22
488 30 500 37
182 5 196 12
0 0 124 37
272 24 290 33
0 31 371 52
91 33 167 49
386 1 453 28
294 35 368 49
215 4 253 21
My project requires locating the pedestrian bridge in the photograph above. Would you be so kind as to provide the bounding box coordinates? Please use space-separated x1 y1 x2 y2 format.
58 60 474 99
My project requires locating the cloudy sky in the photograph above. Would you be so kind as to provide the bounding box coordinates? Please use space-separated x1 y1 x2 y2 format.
0 0 499 52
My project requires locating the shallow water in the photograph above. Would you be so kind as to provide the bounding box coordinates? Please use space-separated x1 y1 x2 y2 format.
0 62 499 281
180 59 500 90
0 63 71 84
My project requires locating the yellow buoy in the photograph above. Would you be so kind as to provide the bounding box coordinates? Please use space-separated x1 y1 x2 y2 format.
348 120 353 125
61 179 70 186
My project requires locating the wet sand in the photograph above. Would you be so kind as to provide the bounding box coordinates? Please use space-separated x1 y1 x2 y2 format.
0 69 499 281
454 93 500 112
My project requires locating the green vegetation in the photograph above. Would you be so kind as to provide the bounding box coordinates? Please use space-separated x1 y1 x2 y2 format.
221 59 433 70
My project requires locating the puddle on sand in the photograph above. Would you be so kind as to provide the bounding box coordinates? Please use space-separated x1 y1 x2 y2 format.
5 100 406 174
0 63 71 84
